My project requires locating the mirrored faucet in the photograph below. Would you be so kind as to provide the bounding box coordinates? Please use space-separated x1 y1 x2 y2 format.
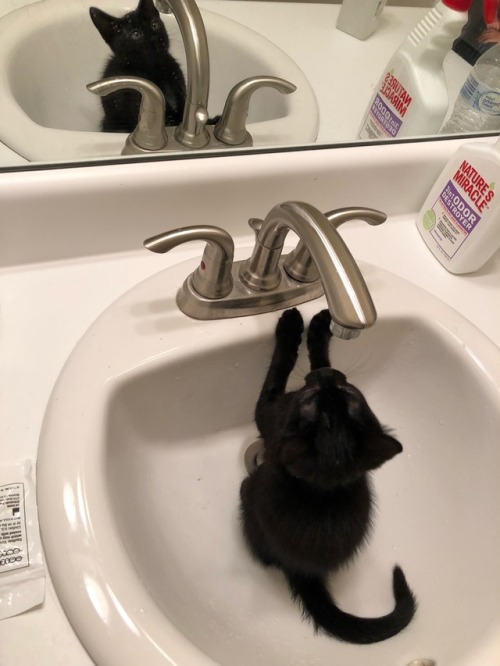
87 76 169 154
167 0 210 149
87 0 297 153
144 201 387 339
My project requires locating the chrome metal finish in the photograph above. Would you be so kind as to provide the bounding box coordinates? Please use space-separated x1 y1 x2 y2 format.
284 207 387 282
155 0 173 14
144 202 384 336
87 77 168 154
144 226 234 299
239 202 379 336
330 320 361 340
87 74 297 153
214 76 296 146
244 438 265 474
168 0 211 149
177 257 324 319
248 218 264 240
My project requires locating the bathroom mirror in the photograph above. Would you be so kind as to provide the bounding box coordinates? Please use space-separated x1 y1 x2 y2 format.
0 0 495 170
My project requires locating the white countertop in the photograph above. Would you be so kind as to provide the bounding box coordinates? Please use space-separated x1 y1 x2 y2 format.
0 132 499 664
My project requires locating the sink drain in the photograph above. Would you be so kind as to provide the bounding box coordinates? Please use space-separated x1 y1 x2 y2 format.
407 660 436 666
244 438 265 473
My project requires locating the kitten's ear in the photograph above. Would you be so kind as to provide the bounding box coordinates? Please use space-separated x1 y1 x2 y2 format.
296 388 320 427
138 0 160 18
89 7 118 47
299 396 318 425
363 433 402 470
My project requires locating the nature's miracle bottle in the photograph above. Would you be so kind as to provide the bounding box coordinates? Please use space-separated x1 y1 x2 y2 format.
415 136 500 273
358 0 472 140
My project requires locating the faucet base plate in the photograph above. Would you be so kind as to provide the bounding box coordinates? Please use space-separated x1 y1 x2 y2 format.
176 258 324 320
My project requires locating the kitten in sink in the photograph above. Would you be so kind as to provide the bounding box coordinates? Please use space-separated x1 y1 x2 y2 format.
240 308 417 644
89 0 186 131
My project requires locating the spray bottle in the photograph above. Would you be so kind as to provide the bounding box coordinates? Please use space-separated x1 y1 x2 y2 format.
358 0 472 140
415 136 500 273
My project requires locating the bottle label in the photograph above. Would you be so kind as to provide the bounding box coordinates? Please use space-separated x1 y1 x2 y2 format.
359 71 413 139
461 73 500 117
421 159 496 260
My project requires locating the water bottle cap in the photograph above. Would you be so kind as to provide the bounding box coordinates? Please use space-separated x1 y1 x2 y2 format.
442 0 473 11
483 0 499 24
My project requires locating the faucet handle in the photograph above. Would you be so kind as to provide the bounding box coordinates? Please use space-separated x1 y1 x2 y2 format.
175 104 210 148
284 207 387 282
87 76 168 154
144 226 234 299
214 76 297 146
248 218 263 240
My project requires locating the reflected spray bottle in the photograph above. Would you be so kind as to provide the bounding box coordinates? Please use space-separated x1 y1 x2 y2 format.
358 0 473 140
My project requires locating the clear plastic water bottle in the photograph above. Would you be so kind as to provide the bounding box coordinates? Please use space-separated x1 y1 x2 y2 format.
441 42 500 133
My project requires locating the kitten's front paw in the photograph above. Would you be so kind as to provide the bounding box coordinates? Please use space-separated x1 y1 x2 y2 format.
308 309 332 337
276 308 304 347
307 310 333 370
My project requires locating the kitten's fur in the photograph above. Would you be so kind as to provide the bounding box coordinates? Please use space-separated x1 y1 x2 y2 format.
89 0 186 131
240 308 416 644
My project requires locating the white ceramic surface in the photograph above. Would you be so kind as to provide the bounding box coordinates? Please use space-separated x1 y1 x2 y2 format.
37 256 500 666
0 0 318 161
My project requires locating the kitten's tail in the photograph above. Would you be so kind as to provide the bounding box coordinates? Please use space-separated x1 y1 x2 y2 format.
286 565 416 644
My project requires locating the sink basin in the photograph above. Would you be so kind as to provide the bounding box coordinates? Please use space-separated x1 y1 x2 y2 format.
38 257 500 666
0 0 318 162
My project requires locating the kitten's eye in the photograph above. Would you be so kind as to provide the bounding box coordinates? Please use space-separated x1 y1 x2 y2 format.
131 29 142 40
151 19 161 30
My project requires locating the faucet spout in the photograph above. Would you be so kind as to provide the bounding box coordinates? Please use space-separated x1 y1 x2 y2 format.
163 0 210 148
283 206 386 283
240 201 377 338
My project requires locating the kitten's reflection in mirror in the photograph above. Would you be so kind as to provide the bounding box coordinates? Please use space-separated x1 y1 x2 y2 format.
89 0 186 131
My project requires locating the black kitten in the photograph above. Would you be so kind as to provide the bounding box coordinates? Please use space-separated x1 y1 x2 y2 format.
90 0 186 131
240 308 416 644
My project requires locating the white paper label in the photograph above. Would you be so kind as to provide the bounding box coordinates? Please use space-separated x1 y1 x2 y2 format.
0 482 29 574
0 462 45 620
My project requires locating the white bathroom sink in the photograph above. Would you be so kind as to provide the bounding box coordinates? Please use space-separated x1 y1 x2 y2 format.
37 256 500 666
0 0 318 162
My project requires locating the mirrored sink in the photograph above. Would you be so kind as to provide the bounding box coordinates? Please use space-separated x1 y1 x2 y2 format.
0 0 318 162
37 257 500 666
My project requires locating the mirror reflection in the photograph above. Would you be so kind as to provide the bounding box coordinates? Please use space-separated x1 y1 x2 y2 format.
0 0 499 169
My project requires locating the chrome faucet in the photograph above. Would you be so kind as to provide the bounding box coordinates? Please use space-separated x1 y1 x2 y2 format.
144 201 386 339
87 0 296 153
167 0 210 149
